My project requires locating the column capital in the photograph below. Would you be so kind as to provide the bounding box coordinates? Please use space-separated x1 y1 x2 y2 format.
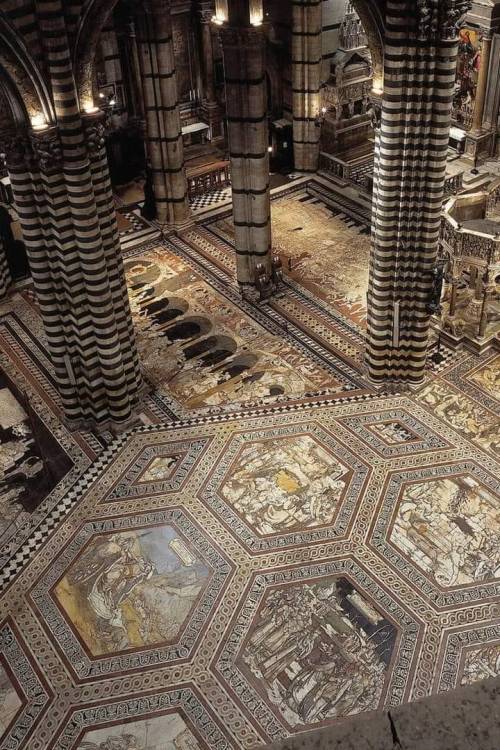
199 9 213 23
144 0 171 15
30 125 63 172
0 123 66 173
415 0 472 43
0 129 31 169
81 111 107 155
198 0 215 22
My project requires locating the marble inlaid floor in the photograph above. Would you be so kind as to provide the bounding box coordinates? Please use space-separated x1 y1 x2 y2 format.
0 180 499 750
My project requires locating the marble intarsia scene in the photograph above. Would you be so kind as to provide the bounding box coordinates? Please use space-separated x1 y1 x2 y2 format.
53 525 211 656
0 662 22 737
238 576 397 727
206 191 371 327
123 248 347 411
0 190 499 749
77 711 201 750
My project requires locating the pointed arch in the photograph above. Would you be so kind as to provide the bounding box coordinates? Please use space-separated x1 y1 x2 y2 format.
0 11 54 124
73 0 121 106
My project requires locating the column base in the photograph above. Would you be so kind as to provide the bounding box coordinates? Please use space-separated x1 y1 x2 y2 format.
238 281 278 303
464 130 496 165
364 372 425 393
63 382 151 435
157 215 194 237
63 410 142 436
173 215 195 236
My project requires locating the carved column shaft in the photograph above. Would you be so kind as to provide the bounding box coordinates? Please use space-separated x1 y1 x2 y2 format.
200 11 216 102
118 17 145 121
449 275 459 316
220 25 272 288
478 279 493 336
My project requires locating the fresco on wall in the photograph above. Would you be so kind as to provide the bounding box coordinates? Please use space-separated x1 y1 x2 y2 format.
453 28 482 129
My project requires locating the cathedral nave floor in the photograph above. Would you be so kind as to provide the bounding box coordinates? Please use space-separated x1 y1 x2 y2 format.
0 181 499 750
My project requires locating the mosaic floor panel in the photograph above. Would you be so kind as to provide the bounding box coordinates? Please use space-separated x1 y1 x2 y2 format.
123 244 364 416
0 389 499 748
204 188 371 328
0 179 499 749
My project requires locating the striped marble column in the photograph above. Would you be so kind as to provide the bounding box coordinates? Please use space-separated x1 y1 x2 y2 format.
366 0 466 385
292 0 322 172
136 0 191 230
0 238 11 301
4 0 143 430
220 25 272 290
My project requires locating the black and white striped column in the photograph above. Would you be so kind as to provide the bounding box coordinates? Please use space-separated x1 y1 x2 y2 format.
136 0 191 230
5 0 143 430
292 0 322 172
0 248 11 302
220 24 272 290
0 237 11 300
366 0 465 384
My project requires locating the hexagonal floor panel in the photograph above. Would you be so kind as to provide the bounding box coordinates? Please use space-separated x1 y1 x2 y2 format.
369 461 500 606
0 620 51 748
200 422 370 551
215 559 422 739
30 509 233 679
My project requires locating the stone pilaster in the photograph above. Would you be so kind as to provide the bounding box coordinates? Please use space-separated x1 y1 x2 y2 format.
220 25 272 291
136 0 191 230
366 0 470 385
199 6 224 140
292 0 322 172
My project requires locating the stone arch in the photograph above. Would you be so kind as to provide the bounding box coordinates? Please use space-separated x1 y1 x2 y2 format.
74 0 121 106
0 68 27 128
0 12 54 124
